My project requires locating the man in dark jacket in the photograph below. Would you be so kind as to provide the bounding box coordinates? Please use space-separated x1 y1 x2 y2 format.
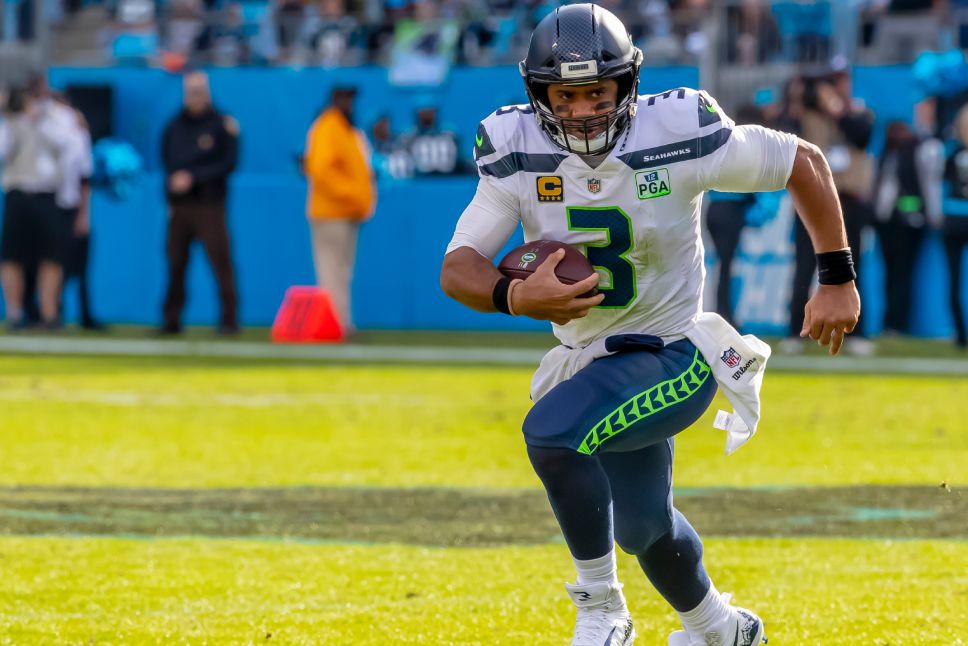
160 71 240 335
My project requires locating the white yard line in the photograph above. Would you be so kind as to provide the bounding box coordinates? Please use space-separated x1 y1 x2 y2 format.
0 336 966 375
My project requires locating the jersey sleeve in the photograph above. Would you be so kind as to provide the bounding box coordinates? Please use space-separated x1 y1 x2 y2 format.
701 124 798 193
699 115 798 196
445 114 522 258
689 91 797 193
445 173 521 258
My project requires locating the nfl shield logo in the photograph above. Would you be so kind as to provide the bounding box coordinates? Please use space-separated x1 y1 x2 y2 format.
587 178 601 194
721 347 742 369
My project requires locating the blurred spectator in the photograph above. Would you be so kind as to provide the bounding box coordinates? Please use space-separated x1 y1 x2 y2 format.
55 0 712 67
785 69 875 354
771 1 831 64
112 0 157 25
303 86 375 333
11 0 37 42
399 104 464 176
109 0 160 62
194 2 253 66
274 0 305 63
635 0 685 64
388 1 461 85
720 0 771 65
863 0 942 64
673 0 709 59
160 71 240 335
456 7 498 66
308 0 365 66
871 120 941 336
0 75 77 330
162 0 205 57
370 113 414 180
945 0 968 49
941 104 968 349
53 94 104 330
767 76 805 135
704 104 764 327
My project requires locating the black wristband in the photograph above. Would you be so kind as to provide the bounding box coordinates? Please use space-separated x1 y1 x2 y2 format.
492 275 513 314
816 249 857 285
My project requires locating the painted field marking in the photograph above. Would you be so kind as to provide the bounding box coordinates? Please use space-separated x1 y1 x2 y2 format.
1 336 967 375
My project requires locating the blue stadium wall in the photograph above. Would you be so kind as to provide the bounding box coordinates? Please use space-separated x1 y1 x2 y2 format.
0 65 962 338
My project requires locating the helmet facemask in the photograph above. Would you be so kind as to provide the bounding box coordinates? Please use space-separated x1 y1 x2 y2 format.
525 69 639 156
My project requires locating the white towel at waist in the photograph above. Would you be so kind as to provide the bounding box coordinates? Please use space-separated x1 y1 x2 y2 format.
529 312 770 455
682 312 771 455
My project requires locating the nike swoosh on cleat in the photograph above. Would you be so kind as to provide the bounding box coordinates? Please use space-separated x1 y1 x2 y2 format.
604 626 616 645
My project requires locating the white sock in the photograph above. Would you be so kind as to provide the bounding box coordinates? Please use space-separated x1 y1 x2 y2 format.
574 550 618 586
677 583 732 636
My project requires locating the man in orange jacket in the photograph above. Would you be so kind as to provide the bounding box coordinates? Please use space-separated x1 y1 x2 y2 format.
303 86 375 334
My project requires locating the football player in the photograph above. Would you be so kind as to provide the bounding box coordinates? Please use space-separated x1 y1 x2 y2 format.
440 4 859 645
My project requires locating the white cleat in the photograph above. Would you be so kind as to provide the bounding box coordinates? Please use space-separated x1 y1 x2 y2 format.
667 593 767 646
565 581 636 645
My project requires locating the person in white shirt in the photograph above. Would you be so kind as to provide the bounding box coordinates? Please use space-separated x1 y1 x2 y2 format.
0 75 77 329
440 5 859 646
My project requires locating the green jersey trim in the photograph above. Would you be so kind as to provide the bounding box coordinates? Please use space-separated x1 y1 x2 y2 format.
577 349 712 455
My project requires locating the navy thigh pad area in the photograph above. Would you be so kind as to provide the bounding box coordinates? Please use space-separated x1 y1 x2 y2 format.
522 337 717 454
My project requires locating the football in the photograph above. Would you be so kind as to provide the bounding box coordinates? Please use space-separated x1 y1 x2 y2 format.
497 239 599 296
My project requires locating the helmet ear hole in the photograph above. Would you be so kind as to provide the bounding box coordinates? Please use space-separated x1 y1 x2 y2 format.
531 82 551 111
615 71 636 106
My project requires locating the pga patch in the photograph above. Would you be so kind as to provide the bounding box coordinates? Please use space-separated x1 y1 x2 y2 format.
536 175 564 202
635 168 671 200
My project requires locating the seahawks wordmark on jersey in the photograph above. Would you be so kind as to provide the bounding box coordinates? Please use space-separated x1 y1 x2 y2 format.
447 88 799 349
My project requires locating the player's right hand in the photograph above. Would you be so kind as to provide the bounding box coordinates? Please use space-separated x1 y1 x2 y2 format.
510 249 604 325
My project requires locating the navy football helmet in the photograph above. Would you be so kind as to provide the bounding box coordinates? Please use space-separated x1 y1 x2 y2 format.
520 3 644 155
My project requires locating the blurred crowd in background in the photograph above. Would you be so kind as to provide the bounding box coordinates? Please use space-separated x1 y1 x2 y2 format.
1 0 966 69
707 64 968 353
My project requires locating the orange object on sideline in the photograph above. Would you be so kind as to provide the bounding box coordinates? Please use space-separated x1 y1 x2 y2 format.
271 287 344 343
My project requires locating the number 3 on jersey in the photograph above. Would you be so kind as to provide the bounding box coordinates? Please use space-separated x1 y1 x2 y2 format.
566 206 637 308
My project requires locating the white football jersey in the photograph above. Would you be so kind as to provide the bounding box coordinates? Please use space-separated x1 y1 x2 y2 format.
446 88 798 348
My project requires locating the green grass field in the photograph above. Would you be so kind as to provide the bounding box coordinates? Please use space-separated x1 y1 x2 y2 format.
0 353 966 645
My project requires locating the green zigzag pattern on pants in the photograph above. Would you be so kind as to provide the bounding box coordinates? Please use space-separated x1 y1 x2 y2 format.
577 350 712 455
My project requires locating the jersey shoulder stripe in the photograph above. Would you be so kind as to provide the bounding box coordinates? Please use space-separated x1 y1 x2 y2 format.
618 128 731 170
618 87 732 170
474 104 565 179
479 151 568 178
636 87 730 135
697 90 722 127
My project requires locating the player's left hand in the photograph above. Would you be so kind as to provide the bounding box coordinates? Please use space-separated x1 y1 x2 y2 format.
800 282 861 356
